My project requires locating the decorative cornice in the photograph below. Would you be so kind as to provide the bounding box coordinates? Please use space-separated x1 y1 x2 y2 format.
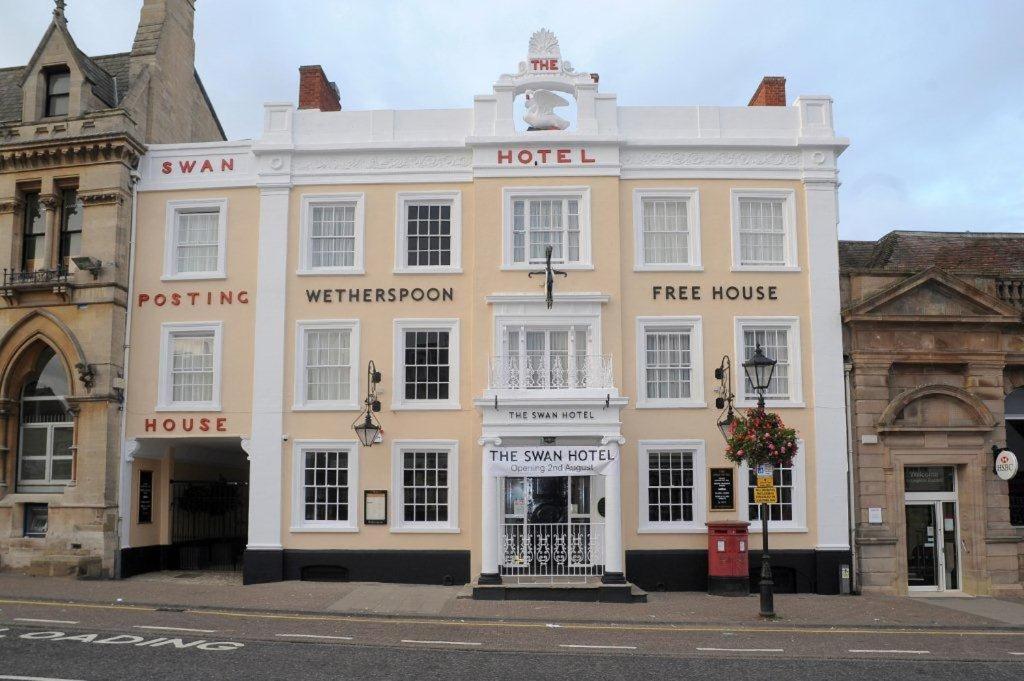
0 137 144 172
0 198 23 215
620 149 800 169
78 190 125 206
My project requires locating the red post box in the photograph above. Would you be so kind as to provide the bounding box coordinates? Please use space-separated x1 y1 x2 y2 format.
706 521 750 596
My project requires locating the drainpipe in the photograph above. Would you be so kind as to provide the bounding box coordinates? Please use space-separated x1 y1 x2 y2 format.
113 168 141 580
844 358 859 594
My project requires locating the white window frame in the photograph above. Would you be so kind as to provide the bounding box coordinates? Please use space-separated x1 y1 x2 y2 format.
156 321 223 411
734 316 803 408
293 320 360 411
290 440 359 532
390 439 459 533
637 439 707 533
632 188 702 271
392 318 460 411
163 198 228 280
739 439 807 533
393 191 462 274
298 193 365 275
730 189 799 271
635 316 705 408
501 186 592 270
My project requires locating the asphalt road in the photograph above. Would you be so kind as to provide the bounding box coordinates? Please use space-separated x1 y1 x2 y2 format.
3 597 1024 680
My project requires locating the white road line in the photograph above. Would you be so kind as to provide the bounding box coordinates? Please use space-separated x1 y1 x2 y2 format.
401 639 482 646
275 634 353 641
133 625 217 634
1009 652 1024 656
0 676 87 681
848 649 930 655
12 619 79 625
559 644 638 650
697 647 785 653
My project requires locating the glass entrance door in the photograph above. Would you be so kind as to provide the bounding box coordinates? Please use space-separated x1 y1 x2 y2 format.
905 500 960 591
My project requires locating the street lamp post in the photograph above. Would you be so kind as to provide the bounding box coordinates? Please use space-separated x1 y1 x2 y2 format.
742 343 778 618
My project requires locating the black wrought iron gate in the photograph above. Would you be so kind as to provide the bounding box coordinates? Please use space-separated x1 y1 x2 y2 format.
170 480 248 570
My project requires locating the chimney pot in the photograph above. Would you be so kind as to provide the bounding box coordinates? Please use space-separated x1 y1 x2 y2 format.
748 76 786 107
298 65 341 112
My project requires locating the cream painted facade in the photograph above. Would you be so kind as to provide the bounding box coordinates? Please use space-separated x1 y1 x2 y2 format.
122 32 851 592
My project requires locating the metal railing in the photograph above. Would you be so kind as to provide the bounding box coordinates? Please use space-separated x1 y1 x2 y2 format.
2 267 70 288
488 354 614 390
500 521 604 581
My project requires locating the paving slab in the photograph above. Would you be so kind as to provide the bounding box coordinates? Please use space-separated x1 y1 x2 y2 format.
918 596 1024 626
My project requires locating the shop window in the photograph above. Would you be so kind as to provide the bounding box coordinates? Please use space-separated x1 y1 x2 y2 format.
17 347 74 493
731 190 798 271
157 323 222 411
292 442 358 531
299 194 364 274
395 192 461 273
735 317 803 407
638 440 706 532
636 317 704 408
392 319 459 410
44 68 70 118
24 503 49 537
294 321 359 410
21 192 46 272
58 188 83 271
502 187 591 269
391 441 459 532
163 199 227 279
633 189 701 270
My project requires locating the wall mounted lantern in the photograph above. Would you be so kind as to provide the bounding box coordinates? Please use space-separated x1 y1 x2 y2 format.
352 361 383 447
714 355 736 441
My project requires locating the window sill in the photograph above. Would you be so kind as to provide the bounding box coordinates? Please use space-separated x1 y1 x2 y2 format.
161 273 227 282
635 401 707 410
392 268 463 275
746 524 808 534
501 263 594 272
634 264 704 273
730 265 801 273
390 402 462 411
155 403 223 413
389 526 461 534
637 525 708 534
291 403 359 412
296 268 365 277
289 525 359 533
735 399 805 409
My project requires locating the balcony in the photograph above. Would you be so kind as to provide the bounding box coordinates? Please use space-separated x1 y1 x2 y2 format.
488 354 614 392
997 279 1024 312
1 267 72 303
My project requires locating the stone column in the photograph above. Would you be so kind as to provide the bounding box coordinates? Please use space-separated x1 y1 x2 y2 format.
478 437 501 584
601 437 626 584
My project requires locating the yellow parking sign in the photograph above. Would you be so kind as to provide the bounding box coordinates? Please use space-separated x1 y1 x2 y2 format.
754 487 778 504
756 474 775 489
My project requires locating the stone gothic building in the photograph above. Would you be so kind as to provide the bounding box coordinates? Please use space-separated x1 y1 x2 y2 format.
0 0 222 577
841 230 1024 595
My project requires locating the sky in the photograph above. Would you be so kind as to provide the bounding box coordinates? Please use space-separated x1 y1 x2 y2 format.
2 0 1022 241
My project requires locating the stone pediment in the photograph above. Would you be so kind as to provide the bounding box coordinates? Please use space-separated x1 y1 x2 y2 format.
844 267 1021 323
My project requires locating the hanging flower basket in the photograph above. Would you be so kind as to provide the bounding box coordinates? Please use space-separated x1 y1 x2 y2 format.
723 408 798 469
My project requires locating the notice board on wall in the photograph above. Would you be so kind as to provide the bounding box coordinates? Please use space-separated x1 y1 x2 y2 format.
710 467 734 511
138 470 153 524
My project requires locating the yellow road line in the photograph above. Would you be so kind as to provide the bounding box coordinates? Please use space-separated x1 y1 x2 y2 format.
0 597 1021 638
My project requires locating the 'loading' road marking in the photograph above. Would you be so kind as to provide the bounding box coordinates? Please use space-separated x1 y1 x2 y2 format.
11 629 242 651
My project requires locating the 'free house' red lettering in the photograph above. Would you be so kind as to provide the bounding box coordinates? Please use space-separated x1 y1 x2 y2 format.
145 417 228 433
161 158 235 175
496 148 597 165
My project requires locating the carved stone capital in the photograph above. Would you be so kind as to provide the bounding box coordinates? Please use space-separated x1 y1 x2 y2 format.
37 193 58 211
79 190 125 206
0 197 23 215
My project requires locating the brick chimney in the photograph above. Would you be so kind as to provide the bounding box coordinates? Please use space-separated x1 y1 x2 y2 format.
298 65 341 111
748 76 786 106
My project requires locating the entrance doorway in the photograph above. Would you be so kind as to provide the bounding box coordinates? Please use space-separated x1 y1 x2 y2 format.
499 475 604 581
171 479 248 571
904 466 960 592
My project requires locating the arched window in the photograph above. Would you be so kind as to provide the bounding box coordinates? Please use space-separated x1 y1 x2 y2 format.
17 347 74 492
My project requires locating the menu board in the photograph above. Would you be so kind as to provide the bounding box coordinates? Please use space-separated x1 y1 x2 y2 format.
364 490 388 525
138 470 153 524
710 467 734 511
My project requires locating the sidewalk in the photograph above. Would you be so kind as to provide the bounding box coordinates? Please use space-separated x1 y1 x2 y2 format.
1 571 1023 629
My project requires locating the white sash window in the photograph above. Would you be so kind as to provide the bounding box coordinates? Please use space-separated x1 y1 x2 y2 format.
164 199 227 279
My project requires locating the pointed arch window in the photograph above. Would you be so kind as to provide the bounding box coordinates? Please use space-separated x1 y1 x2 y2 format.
18 347 74 492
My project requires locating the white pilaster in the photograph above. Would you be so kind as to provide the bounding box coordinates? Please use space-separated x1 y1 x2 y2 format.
601 437 626 582
478 437 502 583
246 184 290 555
804 177 851 551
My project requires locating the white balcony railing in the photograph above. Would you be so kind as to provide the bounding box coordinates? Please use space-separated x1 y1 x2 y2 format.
488 354 614 391
500 521 605 580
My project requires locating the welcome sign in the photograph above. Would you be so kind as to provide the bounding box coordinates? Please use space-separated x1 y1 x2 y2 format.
485 446 617 477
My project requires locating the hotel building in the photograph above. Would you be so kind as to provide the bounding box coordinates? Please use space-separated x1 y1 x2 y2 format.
120 31 851 594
